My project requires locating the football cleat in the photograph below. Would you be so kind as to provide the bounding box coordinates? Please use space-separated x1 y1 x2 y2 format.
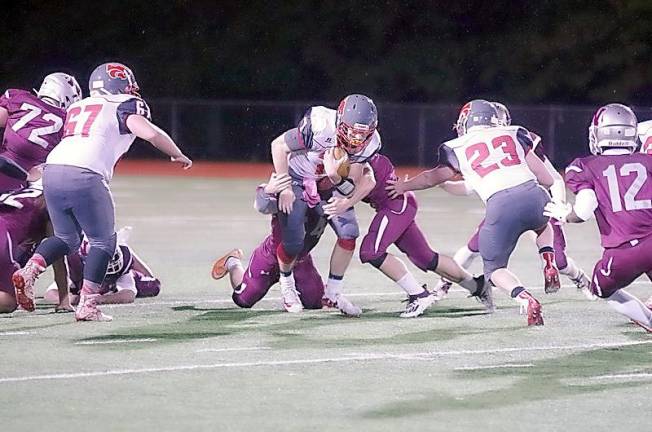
75 294 112 322
280 284 303 313
470 276 495 313
12 261 45 312
644 296 652 310
517 292 544 326
571 271 597 301
211 248 244 280
333 294 362 317
432 279 451 302
542 252 561 294
400 291 436 318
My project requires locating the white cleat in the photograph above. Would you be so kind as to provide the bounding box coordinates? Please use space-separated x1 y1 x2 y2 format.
400 293 436 318
75 294 112 322
280 284 303 313
571 272 597 301
432 280 451 302
334 294 362 317
645 296 652 311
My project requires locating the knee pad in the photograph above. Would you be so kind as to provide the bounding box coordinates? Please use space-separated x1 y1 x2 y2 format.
362 252 387 269
232 291 254 308
87 232 117 256
337 238 356 251
331 209 360 240
277 243 300 264
426 253 439 272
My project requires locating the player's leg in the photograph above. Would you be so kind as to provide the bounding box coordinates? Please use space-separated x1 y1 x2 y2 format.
0 226 18 313
325 206 361 316
534 222 561 294
293 254 324 309
212 248 245 287
229 246 278 309
276 187 308 312
13 166 82 311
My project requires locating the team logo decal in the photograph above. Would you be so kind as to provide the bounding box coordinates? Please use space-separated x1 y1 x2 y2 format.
106 64 129 80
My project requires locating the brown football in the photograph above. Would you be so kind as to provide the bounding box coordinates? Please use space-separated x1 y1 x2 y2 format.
333 147 351 178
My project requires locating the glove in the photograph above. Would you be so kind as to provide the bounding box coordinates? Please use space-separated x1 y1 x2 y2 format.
543 201 572 223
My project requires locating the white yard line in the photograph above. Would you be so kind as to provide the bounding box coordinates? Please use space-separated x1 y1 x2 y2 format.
1 340 649 384
0 331 31 336
74 338 158 345
454 363 534 371
195 347 271 353
589 372 652 381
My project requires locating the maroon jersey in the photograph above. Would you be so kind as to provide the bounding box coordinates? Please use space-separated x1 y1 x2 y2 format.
364 153 413 211
0 184 49 262
566 153 652 248
0 89 66 170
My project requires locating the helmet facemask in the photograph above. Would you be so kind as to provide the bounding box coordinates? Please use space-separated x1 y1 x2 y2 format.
336 121 376 154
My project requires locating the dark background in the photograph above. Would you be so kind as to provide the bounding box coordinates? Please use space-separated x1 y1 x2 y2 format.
2 0 651 166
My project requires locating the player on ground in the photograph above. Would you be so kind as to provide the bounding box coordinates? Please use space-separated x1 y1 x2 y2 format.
544 103 652 332
44 226 161 305
269 94 379 315
0 180 69 313
0 73 82 192
324 153 493 317
12 62 192 321
387 99 557 326
211 173 325 309
435 101 594 301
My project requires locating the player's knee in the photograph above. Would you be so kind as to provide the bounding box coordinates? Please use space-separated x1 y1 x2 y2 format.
277 242 302 263
232 290 254 308
87 232 117 256
361 251 387 268
408 251 438 272
337 238 356 251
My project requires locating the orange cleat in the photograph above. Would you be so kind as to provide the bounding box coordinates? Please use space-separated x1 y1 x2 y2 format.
211 249 244 280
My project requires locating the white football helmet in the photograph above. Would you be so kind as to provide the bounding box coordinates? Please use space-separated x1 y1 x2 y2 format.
36 73 82 109
588 103 638 155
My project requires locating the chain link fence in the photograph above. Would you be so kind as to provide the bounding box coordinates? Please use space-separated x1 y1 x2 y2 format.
130 100 652 168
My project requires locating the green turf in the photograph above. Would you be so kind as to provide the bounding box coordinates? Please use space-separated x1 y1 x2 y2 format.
1 175 650 432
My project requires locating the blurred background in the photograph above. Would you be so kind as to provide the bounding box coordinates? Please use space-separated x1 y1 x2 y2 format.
3 0 651 167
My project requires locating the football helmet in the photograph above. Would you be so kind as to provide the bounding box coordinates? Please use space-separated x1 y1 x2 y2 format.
36 73 82 109
588 103 638 155
88 62 140 97
454 99 499 136
491 101 511 126
336 94 378 154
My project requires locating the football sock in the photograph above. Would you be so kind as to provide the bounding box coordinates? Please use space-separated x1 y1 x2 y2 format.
453 246 479 269
279 270 295 291
539 247 556 267
325 273 343 299
607 290 652 327
26 253 46 271
225 256 242 272
396 272 425 296
559 257 581 279
81 280 101 295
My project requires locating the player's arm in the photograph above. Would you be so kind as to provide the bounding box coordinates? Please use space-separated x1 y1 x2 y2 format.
126 115 192 168
439 180 474 196
542 157 566 203
0 107 7 128
386 166 456 198
271 129 302 214
323 163 376 217
544 159 597 224
254 173 292 214
47 222 73 312
129 250 154 278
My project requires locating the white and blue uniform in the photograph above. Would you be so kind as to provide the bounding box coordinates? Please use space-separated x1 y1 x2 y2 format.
637 120 652 154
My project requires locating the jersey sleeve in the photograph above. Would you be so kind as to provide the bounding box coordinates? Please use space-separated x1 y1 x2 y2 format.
516 127 534 153
564 158 594 194
529 131 547 161
0 89 21 110
283 128 304 152
116 97 152 135
297 108 315 150
436 143 460 172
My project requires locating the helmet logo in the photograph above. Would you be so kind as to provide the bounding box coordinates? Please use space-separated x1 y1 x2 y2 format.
106 64 129 80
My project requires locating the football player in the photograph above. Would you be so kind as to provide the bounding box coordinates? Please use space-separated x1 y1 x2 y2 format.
324 153 493 318
43 226 160 305
545 104 652 332
0 73 82 192
269 94 379 315
638 119 652 154
211 173 326 310
435 101 594 301
0 180 69 313
12 62 192 321
387 99 558 326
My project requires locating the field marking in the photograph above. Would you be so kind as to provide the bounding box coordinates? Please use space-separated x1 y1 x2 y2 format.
1 340 649 384
0 331 31 336
589 372 652 381
195 347 271 353
74 338 158 345
454 363 534 371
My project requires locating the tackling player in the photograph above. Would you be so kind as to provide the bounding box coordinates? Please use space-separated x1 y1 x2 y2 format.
387 99 557 326
269 94 379 316
12 62 192 321
0 73 82 192
324 153 493 318
545 103 652 332
211 173 325 310
435 101 594 301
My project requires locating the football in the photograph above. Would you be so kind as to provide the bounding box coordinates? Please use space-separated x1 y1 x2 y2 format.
333 146 351 178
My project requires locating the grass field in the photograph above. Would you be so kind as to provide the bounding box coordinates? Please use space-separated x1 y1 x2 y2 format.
1 174 650 432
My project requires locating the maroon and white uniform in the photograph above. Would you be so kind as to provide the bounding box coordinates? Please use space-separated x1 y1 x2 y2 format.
359 154 439 271
566 153 652 297
0 90 66 191
0 184 49 295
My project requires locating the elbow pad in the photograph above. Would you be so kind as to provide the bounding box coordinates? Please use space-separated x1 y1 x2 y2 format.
335 177 355 197
573 189 598 221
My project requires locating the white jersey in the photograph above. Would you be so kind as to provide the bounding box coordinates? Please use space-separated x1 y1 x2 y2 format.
439 125 537 202
287 106 381 180
46 94 151 181
638 120 652 154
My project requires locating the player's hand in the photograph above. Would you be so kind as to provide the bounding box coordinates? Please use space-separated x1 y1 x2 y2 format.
385 174 408 199
278 187 295 214
543 201 572 223
54 298 74 313
171 154 193 169
264 173 292 194
323 196 351 219
323 148 344 179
